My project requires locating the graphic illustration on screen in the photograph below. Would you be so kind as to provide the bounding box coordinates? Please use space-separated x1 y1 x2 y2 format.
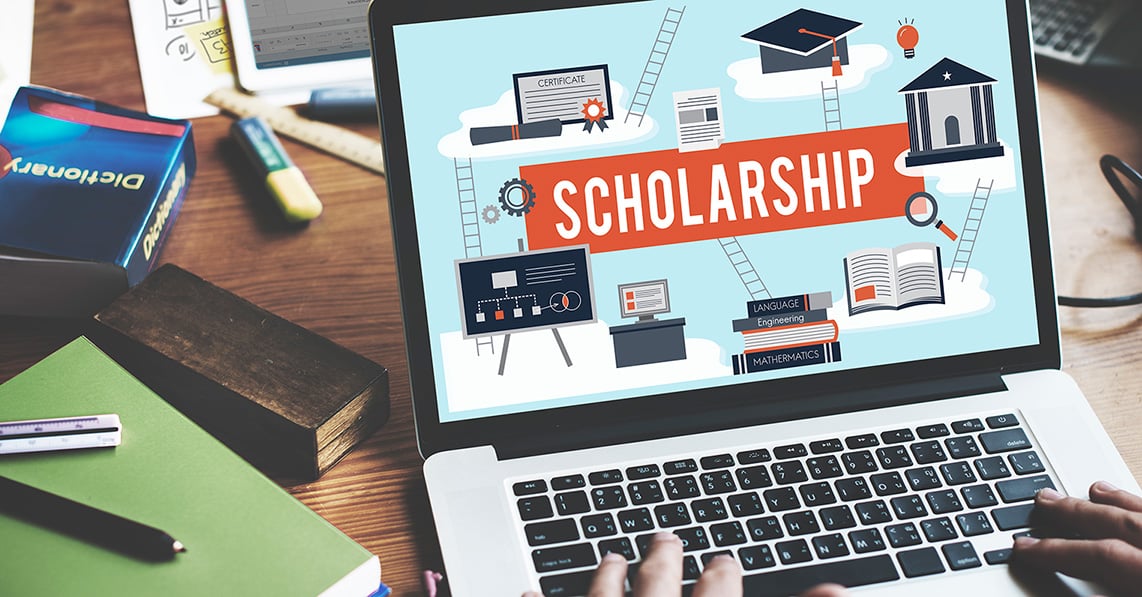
513 65 614 127
741 9 863 76
844 242 945 316
905 191 959 241
609 279 689 368
673 88 725 152
900 58 1004 167
730 291 841 375
896 19 920 59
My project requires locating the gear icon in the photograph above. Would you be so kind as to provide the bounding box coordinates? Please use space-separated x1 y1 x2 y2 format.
481 204 501 224
498 177 536 216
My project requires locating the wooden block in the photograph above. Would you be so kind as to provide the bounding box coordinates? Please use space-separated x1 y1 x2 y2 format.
88 264 389 481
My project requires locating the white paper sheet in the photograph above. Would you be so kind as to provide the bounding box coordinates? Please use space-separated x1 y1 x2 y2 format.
0 0 35 126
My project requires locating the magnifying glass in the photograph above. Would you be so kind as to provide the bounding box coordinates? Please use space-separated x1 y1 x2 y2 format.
905 192 958 241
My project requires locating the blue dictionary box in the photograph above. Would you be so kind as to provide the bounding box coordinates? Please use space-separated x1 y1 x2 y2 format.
0 86 195 317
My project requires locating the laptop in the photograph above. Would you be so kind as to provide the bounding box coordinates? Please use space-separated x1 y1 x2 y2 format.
368 1 1140 595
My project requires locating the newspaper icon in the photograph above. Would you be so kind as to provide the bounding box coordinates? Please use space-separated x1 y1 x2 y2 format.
673 88 724 153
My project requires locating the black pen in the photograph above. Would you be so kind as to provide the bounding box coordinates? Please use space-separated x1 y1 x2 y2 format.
0 475 186 562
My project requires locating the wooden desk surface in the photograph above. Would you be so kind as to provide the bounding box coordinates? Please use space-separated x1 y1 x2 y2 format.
5 3 1142 594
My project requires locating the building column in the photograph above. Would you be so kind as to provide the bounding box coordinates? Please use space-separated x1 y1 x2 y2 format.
904 93 920 151
918 91 932 152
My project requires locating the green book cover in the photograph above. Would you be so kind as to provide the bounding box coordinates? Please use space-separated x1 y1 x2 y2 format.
0 337 379 596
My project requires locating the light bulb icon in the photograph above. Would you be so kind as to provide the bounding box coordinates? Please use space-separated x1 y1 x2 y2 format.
897 20 919 59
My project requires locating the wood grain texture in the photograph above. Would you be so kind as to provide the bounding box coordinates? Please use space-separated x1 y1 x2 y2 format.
4 3 1141 594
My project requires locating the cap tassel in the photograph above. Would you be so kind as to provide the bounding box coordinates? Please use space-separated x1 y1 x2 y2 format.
831 55 842 77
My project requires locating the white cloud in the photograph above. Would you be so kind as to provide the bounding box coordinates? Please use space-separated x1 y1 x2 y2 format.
832 267 993 332
437 81 657 160
440 320 729 414
727 44 891 101
894 140 1017 196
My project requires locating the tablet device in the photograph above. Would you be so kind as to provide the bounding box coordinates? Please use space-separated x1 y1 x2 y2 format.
225 0 373 94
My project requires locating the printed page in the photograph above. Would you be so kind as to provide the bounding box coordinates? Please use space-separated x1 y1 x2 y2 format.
893 243 945 307
845 248 897 313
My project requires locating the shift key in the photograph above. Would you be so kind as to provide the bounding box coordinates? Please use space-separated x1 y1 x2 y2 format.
996 475 1055 503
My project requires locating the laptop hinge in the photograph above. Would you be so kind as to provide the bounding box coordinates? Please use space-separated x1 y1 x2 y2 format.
494 372 1007 461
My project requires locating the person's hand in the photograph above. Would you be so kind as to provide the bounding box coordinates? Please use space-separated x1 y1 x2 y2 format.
523 531 850 596
1012 481 1142 595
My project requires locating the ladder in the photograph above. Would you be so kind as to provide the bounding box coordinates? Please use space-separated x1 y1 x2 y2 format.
719 237 772 301
948 178 994 281
821 80 842 131
453 157 495 356
625 6 685 127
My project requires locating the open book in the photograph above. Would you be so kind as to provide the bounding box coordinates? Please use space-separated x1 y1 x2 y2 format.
844 242 945 316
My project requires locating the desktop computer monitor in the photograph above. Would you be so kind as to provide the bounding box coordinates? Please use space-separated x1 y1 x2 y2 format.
617 279 671 322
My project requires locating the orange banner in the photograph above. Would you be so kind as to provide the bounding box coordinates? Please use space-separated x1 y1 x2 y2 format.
522 123 923 253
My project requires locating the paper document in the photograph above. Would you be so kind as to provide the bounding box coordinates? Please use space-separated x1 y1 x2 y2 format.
0 0 35 126
673 88 724 152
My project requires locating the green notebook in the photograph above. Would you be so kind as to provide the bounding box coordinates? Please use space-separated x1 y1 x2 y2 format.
0 337 380 596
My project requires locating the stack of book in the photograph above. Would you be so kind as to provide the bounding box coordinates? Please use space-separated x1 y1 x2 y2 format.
730 291 842 375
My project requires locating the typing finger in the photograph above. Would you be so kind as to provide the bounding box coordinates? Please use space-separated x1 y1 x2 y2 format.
633 533 684 596
1031 488 1142 547
587 552 629 597
1089 481 1142 514
691 555 742 597
799 583 850 597
1012 536 1142 595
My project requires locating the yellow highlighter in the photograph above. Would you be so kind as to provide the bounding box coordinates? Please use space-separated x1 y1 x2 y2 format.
230 116 323 223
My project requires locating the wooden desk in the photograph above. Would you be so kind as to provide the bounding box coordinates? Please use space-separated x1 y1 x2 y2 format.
5 3 1142 594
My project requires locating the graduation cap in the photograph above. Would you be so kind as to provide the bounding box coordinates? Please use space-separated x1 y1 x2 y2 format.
741 9 863 77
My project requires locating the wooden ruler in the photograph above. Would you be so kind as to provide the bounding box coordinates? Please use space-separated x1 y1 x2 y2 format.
204 87 386 176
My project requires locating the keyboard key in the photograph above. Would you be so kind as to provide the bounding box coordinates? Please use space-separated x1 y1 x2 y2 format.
682 555 701 581
842 450 878 474
897 547 945 577
700 454 735 470
738 545 777 570
550 475 584 491
727 492 765 518
655 503 692 528
885 522 922 547
986 414 1019 429
518 496 554 521
539 569 593 597
974 456 1011 480
555 491 590 516
514 480 547 495
855 500 892 525
772 461 809 485
920 517 958 542
926 490 963 514
736 449 771 464
741 555 899 595
810 438 845 454
747 515 784 541
627 464 661 480
940 462 977 485
783 510 820 536
799 482 837 507
917 424 950 439
807 456 844 479
910 441 948 464
526 519 580 546
774 443 808 459
984 548 1012 565
992 503 1035 530
812 533 850 559
876 446 913 469
634 533 657 557
691 497 729 522
870 472 907 495
944 436 980 459
881 429 915 444
942 541 982 570
819 505 856 531
701 470 738 495
845 434 880 449
589 469 623 485
628 481 665 505
664 475 701 500
980 429 1032 454
961 484 998 509
849 528 886 553
664 459 699 474
591 486 627 510
710 521 748 546
775 539 813 565
673 526 710 552
737 465 773 489
532 542 597 573
996 474 1055 503
763 487 801 512
835 477 872 501
581 513 617 538
951 418 984 433
617 508 654 533
891 495 928 519
955 511 994 536
905 467 942 491
1009 451 1045 475
699 550 733 567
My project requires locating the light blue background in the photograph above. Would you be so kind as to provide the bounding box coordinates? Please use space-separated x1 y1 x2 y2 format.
392 1 1039 421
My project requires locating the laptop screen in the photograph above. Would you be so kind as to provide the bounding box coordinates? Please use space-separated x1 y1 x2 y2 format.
383 1 1050 428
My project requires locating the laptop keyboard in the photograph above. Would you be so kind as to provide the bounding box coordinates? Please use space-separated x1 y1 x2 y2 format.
510 412 1055 596
1030 0 1126 65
